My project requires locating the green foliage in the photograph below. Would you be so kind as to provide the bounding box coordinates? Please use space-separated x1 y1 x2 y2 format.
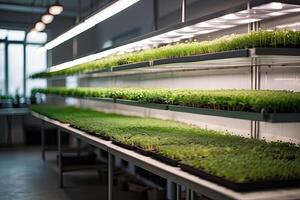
0 95 13 100
30 105 300 183
30 29 300 78
31 87 300 113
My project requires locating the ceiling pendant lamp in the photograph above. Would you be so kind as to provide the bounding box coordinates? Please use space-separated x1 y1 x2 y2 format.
35 21 46 31
49 0 63 15
41 12 54 24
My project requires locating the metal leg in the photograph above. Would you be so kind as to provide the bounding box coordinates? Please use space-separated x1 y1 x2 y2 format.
186 188 189 200
191 190 194 200
57 128 63 188
251 120 260 139
77 138 81 157
186 187 194 200
108 153 113 200
6 115 12 146
21 115 25 144
41 120 45 161
176 184 181 200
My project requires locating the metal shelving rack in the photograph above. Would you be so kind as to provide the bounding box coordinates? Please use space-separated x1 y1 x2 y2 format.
40 0 300 199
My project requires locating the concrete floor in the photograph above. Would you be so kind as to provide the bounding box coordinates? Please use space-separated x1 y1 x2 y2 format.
0 146 145 200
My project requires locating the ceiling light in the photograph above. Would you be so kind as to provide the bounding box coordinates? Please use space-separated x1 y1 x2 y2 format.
254 2 283 10
276 22 300 29
43 0 140 50
49 0 63 15
194 22 215 28
215 25 235 29
222 14 241 20
270 2 283 9
41 13 54 24
176 27 199 33
236 18 261 24
162 31 184 38
267 12 286 16
284 8 300 12
35 22 46 31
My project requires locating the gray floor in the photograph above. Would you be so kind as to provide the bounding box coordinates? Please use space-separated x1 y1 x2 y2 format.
0 146 108 200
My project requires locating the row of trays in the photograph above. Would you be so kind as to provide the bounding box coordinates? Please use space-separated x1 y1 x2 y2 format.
78 96 300 123
84 48 300 76
66 122 300 192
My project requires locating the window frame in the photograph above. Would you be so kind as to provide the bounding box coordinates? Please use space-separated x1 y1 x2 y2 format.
0 29 47 96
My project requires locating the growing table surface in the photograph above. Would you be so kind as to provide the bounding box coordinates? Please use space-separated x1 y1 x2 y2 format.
31 106 300 200
30 105 300 189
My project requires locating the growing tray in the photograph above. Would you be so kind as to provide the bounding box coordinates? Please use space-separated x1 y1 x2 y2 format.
115 99 168 110
153 49 249 66
147 150 180 167
112 61 150 71
112 140 136 151
83 97 115 103
168 105 266 121
180 163 300 192
53 94 300 123
69 124 111 141
266 113 300 123
112 141 151 157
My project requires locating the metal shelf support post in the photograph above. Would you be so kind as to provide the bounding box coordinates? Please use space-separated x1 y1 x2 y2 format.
41 120 45 161
57 128 63 188
108 153 113 200
176 184 181 200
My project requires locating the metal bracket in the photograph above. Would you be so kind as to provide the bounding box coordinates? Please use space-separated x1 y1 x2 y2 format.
250 56 261 139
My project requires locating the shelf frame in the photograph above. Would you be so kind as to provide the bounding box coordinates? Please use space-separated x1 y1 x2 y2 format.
47 48 300 80
50 95 300 123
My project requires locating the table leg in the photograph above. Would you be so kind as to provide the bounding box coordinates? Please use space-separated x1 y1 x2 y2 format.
41 120 45 161
176 184 181 200
57 128 63 188
6 115 12 146
108 153 113 200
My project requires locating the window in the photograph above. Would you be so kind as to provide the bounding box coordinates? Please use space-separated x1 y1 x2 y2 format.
8 44 24 96
0 29 47 97
26 45 47 96
0 43 4 95
26 32 47 43
7 30 25 41
0 29 7 40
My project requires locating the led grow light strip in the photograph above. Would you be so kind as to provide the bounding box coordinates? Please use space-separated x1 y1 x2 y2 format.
42 0 140 50
48 2 300 73
276 22 300 29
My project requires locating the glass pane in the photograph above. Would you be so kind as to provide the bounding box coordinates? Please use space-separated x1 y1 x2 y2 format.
0 43 4 95
8 44 24 96
7 30 25 41
26 45 46 97
26 32 47 43
0 29 7 40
